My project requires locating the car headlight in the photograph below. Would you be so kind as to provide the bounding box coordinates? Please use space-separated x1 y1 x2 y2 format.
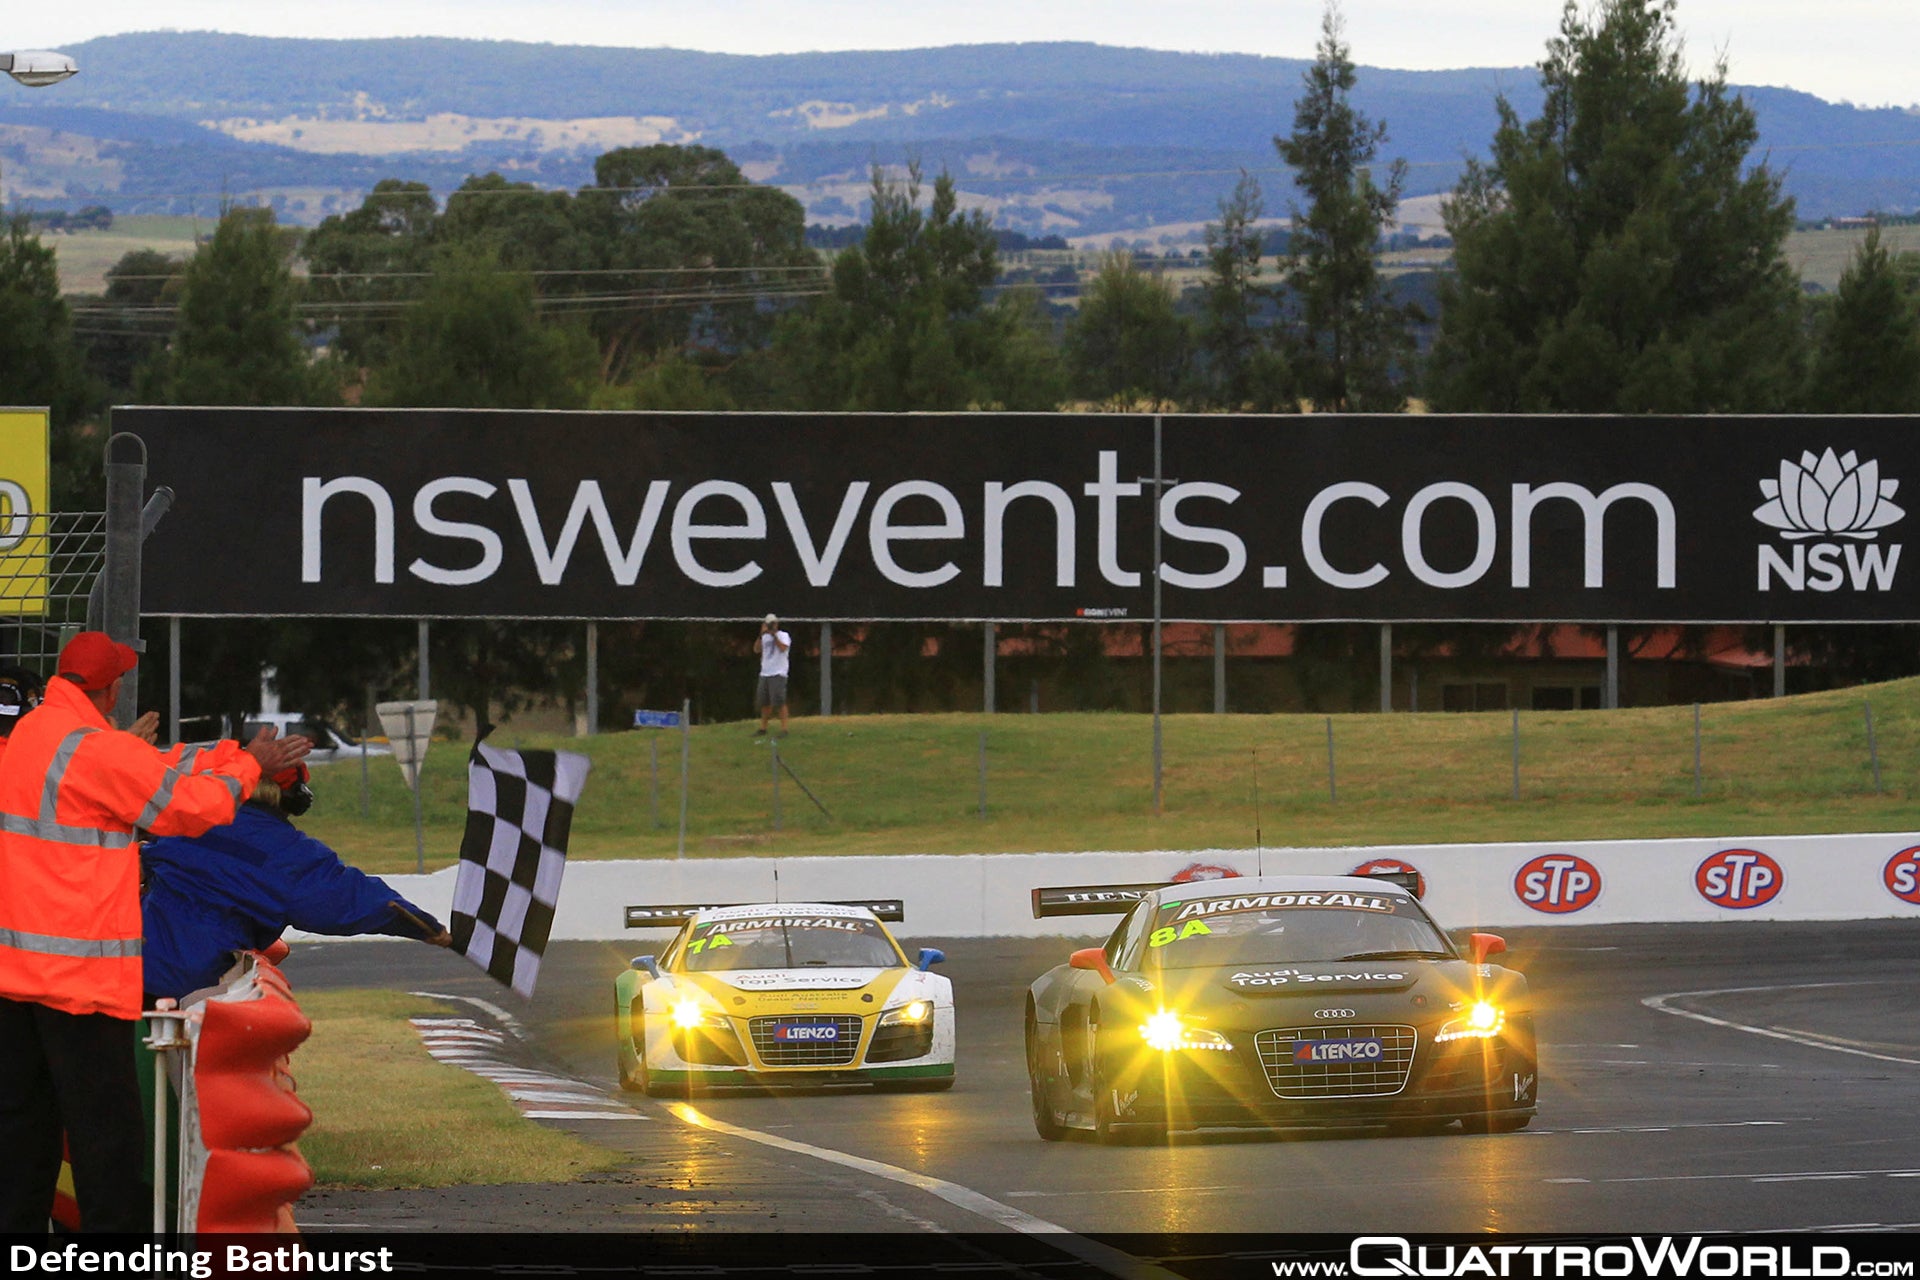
1435 1000 1507 1043
1138 1008 1233 1052
879 999 934 1027
670 997 730 1031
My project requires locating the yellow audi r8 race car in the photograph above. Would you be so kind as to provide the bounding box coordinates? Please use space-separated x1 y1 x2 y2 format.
1024 872 1537 1141
615 899 955 1094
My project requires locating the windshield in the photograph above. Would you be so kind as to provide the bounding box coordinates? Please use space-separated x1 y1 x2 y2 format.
680 914 902 971
1138 889 1451 971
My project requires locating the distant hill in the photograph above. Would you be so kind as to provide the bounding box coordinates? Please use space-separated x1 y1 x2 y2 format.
2 32 1916 235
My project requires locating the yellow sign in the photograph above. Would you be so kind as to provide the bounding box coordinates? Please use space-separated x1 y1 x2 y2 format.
0 409 51 616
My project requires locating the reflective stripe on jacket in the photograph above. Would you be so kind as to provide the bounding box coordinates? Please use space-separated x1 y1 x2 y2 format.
0 678 262 1019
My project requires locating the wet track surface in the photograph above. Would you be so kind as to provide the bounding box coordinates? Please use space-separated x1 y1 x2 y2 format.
289 920 1920 1238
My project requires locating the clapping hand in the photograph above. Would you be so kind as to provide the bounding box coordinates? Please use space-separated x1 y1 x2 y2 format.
244 726 313 776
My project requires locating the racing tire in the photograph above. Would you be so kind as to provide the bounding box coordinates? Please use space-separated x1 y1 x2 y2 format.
629 1024 688 1099
1027 1014 1068 1142
1461 1113 1531 1134
617 1048 645 1094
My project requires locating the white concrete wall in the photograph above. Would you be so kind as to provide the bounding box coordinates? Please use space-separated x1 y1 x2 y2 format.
355 832 1920 942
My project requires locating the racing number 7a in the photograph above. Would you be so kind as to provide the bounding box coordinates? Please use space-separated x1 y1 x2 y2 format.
686 933 732 955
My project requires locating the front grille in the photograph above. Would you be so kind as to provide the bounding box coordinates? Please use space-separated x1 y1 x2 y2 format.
750 1015 863 1066
1255 1024 1417 1099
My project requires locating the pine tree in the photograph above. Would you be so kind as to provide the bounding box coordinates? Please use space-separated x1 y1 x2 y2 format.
1065 252 1191 406
1429 0 1804 413
1274 6 1413 412
146 205 331 406
1196 173 1292 411
1805 227 1920 413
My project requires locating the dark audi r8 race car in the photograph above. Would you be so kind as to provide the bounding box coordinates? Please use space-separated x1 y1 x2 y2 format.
1024 873 1537 1141
615 899 955 1095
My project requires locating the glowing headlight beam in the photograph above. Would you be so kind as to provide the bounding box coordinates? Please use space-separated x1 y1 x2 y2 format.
1137 1008 1233 1052
671 998 711 1029
1435 1000 1507 1043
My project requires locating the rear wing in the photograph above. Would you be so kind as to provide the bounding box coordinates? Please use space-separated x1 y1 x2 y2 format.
624 899 906 929
1030 883 1170 919
1357 869 1424 898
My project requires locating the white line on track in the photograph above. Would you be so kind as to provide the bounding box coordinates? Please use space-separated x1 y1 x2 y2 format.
663 1102 1182 1280
1560 1167 1920 1185
410 991 529 1040
1642 982 1920 1066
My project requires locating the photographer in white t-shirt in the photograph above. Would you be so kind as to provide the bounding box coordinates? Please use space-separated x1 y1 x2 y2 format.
754 613 792 738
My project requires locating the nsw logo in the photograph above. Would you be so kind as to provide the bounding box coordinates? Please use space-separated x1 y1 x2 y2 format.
1755 449 1904 593
1295 1037 1383 1064
1514 853 1602 914
1884 847 1920 905
1695 848 1784 910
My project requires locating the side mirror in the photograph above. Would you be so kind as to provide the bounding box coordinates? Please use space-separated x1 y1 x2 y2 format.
631 955 661 978
1068 946 1116 985
916 947 945 971
1468 933 1507 965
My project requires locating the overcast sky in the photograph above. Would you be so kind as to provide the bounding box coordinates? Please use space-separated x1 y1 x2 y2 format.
10 1 1918 109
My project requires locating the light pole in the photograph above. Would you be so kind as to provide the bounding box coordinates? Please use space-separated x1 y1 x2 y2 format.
1 51 79 87
1 50 78 209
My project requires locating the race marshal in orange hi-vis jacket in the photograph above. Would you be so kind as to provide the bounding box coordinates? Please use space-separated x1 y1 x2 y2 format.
0 631 311 1233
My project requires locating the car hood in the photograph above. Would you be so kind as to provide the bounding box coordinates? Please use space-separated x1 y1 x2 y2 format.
693 967 891 992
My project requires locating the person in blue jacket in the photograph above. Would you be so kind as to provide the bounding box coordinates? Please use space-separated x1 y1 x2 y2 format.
140 760 451 1003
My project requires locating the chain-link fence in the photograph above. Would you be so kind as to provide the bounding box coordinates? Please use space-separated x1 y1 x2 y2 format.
0 509 107 674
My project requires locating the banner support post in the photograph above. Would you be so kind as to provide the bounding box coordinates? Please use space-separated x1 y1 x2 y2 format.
584 621 598 736
1213 624 1226 715
819 621 833 718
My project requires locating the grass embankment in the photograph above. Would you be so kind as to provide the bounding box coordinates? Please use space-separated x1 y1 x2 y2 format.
301 678 1920 875
296 989 622 1188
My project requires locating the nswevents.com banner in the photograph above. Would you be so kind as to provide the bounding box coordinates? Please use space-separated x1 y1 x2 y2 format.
127 409 1920 623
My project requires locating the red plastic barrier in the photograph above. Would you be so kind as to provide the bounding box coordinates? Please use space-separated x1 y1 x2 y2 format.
191 959 315 1233
197 1148 313 1234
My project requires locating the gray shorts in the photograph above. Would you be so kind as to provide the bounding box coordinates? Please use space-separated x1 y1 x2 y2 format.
756 675 789 708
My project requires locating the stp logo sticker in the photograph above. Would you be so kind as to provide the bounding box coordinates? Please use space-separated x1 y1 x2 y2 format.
1514 854 1602 913
1695 849 1784 909
1171 862 1240 883
1351 857 1426 899
1885 847 1920 905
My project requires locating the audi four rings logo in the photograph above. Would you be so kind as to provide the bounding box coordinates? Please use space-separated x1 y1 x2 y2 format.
1315 1009 1358 1020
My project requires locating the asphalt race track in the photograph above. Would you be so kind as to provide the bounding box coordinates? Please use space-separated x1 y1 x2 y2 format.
290 920 1920 1239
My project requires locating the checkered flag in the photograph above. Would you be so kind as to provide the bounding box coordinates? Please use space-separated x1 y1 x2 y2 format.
449 742 592 998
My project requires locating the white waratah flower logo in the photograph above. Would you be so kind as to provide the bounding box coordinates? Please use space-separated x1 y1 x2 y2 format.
1753 449 1905 540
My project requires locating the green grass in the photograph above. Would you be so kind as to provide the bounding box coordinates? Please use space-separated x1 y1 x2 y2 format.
300 677 1920 875
296 989 622 1188
51 215 206 293
1782 223 1920 292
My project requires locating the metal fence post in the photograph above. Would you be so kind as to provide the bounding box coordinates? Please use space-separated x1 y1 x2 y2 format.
1511 707 1521 801
1866 700 1883 794
770 736 783 830
676 696 691 858
101 434 147 730
1380 623 1393 713
1325 717 1337 803
977 730 988 819
1692 703 1702 798
1773 625 1787 699
650 736 661 828
1605 625 1620 711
